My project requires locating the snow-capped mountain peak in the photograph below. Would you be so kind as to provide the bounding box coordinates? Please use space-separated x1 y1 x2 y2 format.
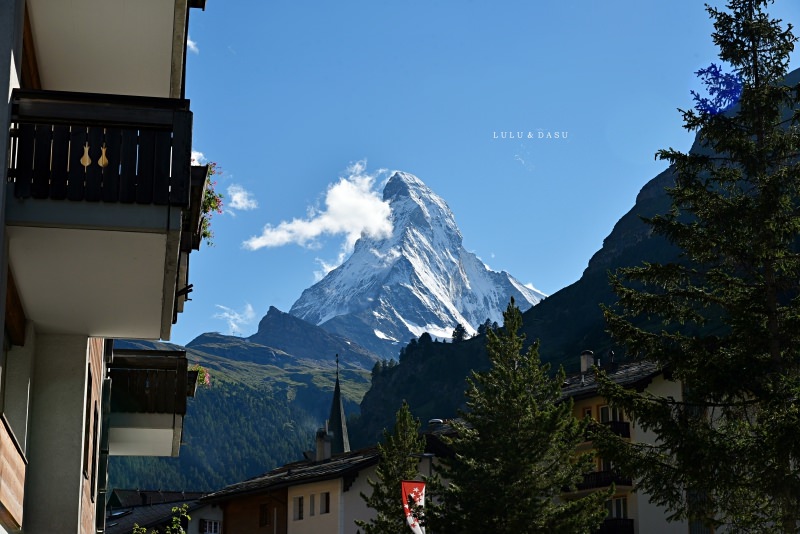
289 171 546 359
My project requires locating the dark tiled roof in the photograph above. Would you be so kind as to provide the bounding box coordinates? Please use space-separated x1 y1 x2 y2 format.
108 489 207 508
561 360 664 400
202 447 381 503
105 499 206 534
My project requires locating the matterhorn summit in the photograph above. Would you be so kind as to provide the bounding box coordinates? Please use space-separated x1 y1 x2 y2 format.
289 171 546 359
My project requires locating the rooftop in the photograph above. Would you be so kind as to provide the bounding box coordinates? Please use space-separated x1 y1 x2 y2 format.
561 359 664 401
202 447 381 502
105 490 208 534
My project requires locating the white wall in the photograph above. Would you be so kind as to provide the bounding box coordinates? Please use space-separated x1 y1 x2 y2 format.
187 503 224 534
23 334 90 534
288 479 341 534
344 464 378 534
632 375 688 534
4 321 36 454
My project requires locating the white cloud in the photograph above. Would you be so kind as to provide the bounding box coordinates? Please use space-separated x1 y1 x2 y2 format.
243 161 393 263
213 303 256 335
226 184 258 214
191 150 206 165
187 36 199 54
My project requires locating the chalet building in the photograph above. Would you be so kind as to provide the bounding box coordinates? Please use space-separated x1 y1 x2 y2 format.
202 445 381 534
562 350 691 534
199 370 416 534
0 1 208 532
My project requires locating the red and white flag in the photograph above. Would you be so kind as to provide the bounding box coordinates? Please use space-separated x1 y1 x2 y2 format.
401 480 426 534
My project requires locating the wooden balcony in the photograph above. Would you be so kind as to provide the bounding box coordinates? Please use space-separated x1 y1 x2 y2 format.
593 518 634 534
576 470 633 491
0 416 26 530
107 349 191 456
8 89 192 207
4 90 203 340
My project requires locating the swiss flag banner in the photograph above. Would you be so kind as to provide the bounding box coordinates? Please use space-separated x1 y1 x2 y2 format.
401 480 426 534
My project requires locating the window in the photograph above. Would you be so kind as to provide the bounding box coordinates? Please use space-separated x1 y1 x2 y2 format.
293 496 304 520
259 504 270 527
309 493 316 516
583 407 592 419
600 457 614 472
688 489 714 533
0 332 9 413
199 519 221 533
605 497 628 519
90 403 99 500
320 492 330 514
599 405 623 423
689 520 714 534
82 365 93 478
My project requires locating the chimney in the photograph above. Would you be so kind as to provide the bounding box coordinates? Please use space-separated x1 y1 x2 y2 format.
580 350 594 373
315 421 332 462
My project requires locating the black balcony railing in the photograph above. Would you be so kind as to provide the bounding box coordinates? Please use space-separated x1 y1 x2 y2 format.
108 349 189 416
603 420 631 438
593 518 634 534
576 470 633 491
7 89 192 207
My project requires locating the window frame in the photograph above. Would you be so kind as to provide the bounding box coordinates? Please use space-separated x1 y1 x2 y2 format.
599 404 623 423
320 491 331 514
293 496 304 521
605 496 628 519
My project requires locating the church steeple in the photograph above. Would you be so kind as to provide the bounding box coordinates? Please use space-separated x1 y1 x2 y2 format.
328 354 350 455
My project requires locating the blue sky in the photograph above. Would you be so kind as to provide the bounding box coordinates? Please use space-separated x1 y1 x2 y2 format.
171 0 800 345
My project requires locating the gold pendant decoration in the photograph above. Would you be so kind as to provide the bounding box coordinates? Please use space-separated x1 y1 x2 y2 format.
98 143 109 168
80 142 92 169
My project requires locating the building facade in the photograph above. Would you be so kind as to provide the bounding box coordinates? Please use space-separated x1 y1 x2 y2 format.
0 1 207 532
563 351 690 534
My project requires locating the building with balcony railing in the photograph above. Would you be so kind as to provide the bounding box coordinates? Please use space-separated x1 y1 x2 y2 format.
0 1 207 532
562 351 692 534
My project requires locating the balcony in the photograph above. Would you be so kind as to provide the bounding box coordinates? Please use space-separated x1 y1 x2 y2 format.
0 416 25 530
603 420 631 438
584 420 631 443
8 89 192 206
593 518 634 534
576 470 633 491
5 89 202 340
107 348 192 457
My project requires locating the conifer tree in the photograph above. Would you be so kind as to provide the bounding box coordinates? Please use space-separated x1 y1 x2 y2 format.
356 401 427 534
451 323 469 343
437 300 609 534
598 1 800 531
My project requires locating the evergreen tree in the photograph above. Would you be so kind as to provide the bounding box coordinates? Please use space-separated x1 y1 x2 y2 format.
356 401 427 534
477 318 492 336
437 300 609 534
451 323 469 343
598 1 800 531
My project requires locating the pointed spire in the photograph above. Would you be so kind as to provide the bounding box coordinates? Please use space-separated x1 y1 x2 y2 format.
328 354 350 455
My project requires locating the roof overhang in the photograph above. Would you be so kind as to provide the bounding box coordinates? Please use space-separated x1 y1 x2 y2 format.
25 0 194 98
7 200 182 339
